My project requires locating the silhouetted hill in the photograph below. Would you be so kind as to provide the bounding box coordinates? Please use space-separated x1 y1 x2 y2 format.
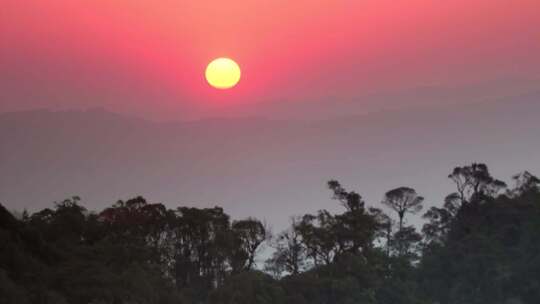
1 93 539 228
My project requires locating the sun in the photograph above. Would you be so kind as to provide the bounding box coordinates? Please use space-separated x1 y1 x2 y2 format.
205 57 241 89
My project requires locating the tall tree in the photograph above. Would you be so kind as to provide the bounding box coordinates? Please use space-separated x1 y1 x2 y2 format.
508 171 540 197
381 187 424 231
448 163 506 204
265 217 306 276
328 180 379 256
422 193 460 245
295 211 338 266
368 207 394 257
172 206 231 295
230 218 268 272
328 180 364 211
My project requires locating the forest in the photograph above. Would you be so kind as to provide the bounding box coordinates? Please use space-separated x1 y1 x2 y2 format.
1 163 539 304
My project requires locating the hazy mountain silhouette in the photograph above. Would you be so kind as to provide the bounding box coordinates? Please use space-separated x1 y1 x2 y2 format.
1 92 539 228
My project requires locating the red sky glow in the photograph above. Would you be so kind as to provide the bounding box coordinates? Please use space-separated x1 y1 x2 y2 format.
1 0 539 120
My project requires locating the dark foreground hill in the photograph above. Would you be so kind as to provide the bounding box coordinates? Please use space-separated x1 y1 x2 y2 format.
1 163 540 304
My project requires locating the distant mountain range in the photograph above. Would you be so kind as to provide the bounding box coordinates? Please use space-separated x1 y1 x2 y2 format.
1 91 539 230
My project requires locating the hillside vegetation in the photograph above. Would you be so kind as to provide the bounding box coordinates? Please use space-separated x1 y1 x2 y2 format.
1 163 539 304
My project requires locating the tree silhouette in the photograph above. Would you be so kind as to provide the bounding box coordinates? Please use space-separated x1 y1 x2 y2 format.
381 187 424 231
1 163 539 304
230 218 268 272
448 163 506 204
422 193 460 244
266 217 306 276
509 171 540 197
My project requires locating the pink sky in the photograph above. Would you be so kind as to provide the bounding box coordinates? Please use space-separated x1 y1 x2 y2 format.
1 0 539 120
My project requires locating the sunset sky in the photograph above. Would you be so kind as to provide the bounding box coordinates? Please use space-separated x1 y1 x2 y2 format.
2 0 539 120
1 0 540 231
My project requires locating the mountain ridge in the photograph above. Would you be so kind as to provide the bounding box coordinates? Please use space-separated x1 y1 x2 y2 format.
1 92 539 229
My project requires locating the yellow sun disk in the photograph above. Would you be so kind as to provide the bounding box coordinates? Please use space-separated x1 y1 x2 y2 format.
205 58 241 89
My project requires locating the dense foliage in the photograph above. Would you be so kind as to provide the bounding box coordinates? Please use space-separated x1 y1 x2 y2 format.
1 163 539 304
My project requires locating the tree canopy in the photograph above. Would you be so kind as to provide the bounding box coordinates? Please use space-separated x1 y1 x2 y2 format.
1 163 539 304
